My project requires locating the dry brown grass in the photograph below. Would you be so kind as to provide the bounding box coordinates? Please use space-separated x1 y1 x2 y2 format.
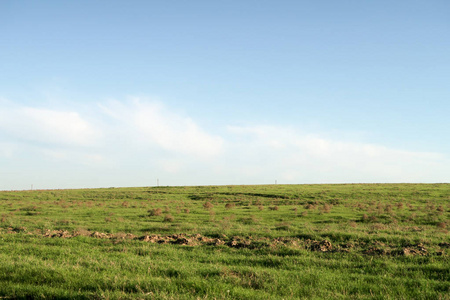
371 223 386 231
304 204 315 210
225 203 235 209
437 222 447 229
203 201 214 209
148 208 162 216
361 214 369 222
384 204 393 214
355 203 365 210
407 213 417 222
164 214 174 222
321 204 332 214
369 215 378 222
426 203 436 211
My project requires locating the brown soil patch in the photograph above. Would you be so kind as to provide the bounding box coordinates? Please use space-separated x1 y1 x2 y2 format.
400 243 428 256
363 247 388 255
44 230 72 238
438 242 450 248
308 239 333 252
0 228 447 256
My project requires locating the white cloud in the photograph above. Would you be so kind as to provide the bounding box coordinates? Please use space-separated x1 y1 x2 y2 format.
0 104 100 147
1 98 448 189
100 98 224 158
225 125 449 183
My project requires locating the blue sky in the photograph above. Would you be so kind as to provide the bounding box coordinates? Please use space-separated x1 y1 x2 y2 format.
1 1 449 190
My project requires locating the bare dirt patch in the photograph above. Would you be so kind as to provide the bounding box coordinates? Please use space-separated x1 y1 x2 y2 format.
0 227 446 256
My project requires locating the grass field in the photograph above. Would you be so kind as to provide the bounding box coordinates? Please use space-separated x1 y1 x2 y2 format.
0 184 449 299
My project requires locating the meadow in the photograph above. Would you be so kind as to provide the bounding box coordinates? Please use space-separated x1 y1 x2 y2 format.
0 183 448 299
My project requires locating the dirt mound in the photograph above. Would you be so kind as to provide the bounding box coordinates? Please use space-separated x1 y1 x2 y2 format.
91 231 112 239
137 234 201 245
7 227 28 234
308 240 333 252
139 235 161 243
339 243 354 252
438 242 450 248
171 234 192 245
212 238 225 246
363 242 429 256
44 230 72 238
364 246 388 255
227 237 253 248
401 243 428 256
1 228 446 256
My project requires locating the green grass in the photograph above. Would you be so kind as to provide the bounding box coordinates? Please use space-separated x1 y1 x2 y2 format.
0 184 449 299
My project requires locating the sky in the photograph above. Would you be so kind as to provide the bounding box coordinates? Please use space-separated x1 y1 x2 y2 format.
1 1 449 190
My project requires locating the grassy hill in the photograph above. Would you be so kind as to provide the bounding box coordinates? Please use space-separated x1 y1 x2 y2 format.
0 184 449 299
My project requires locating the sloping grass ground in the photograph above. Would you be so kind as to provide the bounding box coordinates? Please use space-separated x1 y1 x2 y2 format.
0 184 449 299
